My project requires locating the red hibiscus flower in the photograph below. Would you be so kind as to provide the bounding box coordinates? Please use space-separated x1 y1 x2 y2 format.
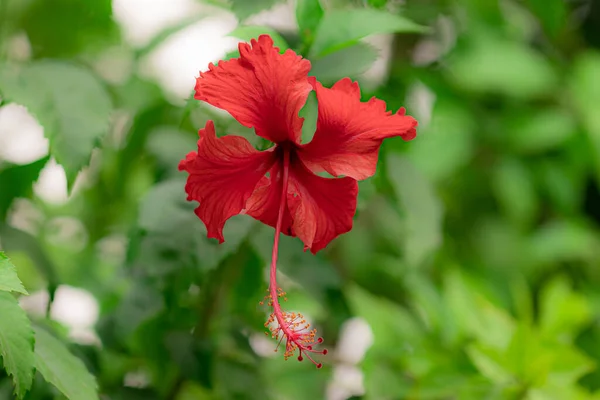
179 35 417 367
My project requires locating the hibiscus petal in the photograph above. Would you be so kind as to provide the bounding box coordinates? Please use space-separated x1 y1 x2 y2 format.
298 77 418 180
287 155 358 254
179 121 276 242
195 35 312 144
245 163 295 237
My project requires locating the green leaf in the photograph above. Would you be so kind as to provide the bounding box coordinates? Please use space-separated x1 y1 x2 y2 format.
0 61 113 189
570 51 600 183
466 344 512 384
538 277 591 340
311 8 427 56
0 156 49 220
491 158 538 227
450 35 556 98
0 291 35 399
387 155 443 267
138 179 254 271
525 0 567 38
299 92 318 144
296 0 323 38
34 326 99 400
145 127 197 175
309 42 379 84
228 26 289 50
507 108 576 154
229 0 283 21
529 220 600 265
0 252 28 295
407 97 475 183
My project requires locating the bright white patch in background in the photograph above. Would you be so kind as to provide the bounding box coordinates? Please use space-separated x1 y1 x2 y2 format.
142 15 238 101
20 286 100 345
19 290 50 317
250 332 278 357
336 317 374 364
33 159 69 205
361 34 394 90
407 81 436 129
0 104 49 164
327 365 366 400
326 318 373 400
96 234 128 265
124 370 151 388
94 46 134 85
45 217 89 252
6 32 32 61
112 0 203 47
7 199 45 235
413 15 456 66
247 1 297 32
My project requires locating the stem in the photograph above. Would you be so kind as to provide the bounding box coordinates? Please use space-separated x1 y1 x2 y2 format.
265 147 327 368
0 0 9 61
269 147 290 320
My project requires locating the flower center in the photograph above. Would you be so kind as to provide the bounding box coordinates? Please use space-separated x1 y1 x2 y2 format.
264 145 327 367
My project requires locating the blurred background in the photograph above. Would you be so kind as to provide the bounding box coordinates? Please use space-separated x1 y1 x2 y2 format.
1 0 600 399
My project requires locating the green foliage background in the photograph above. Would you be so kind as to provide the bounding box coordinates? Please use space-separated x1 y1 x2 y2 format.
2 0 600 399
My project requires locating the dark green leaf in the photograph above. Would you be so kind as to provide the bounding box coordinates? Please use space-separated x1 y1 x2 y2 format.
34 326 99 400
311 8 427 56
0 291 35 399
525 0 567 38
0 156 49 220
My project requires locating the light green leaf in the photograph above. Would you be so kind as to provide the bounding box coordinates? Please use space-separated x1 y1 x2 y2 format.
228 26 289 50
299 92 318 144
0 61 112 189
538 277 591 340
34 326 99 400
450 35 556 98
529 220 600 264
505 324 553 386
311 8 427 56
466 344 512 384
491 158 538 227
296 0 323 38
0 252 28 295
444 270 515 349
0 291 35 399
387 155 443 267
309 42 379 84
570 51 600 182
507 108 576 153
407 96 475 183
229 0 283 21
